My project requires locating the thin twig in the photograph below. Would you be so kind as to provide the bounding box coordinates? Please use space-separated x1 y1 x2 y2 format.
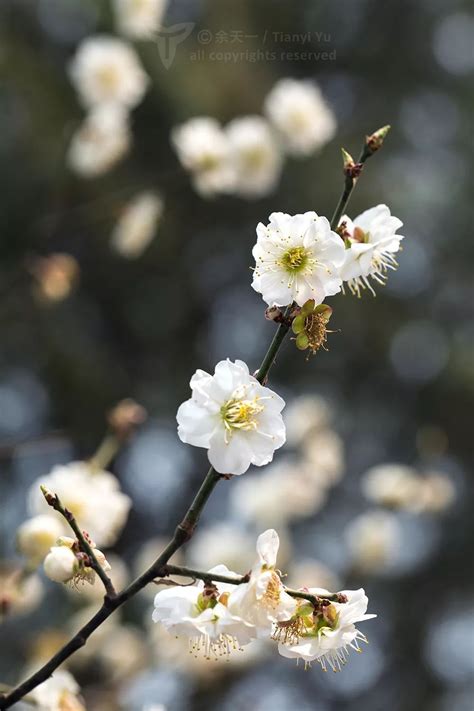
164 564 341 605
40 487 117 599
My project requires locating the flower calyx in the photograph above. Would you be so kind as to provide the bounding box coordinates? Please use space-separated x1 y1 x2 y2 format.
291 300 334 357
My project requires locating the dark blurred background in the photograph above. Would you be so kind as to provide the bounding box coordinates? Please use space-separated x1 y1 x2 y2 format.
0 1 473 710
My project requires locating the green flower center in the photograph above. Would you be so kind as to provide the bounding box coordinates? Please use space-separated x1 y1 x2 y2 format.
279 246 310 273
220 397 264 433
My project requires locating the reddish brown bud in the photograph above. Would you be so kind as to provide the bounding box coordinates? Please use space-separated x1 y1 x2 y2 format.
108 399 147 438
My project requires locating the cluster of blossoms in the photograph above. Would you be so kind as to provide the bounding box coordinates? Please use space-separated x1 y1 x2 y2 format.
172 78 336 198
153 530 375 670
177 204 403 476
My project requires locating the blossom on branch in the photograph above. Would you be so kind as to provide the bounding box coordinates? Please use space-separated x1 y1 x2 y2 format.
252 211 345 307
228 529 296 635
43 536 110 586
177 359 285 475
277 588 376 670
339 204 404 296
153 564 255 659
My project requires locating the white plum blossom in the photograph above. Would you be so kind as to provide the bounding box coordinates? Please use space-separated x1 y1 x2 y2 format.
176 359 285 475
345 510 401 573
43 540 79 583
114 0 167 39
186 522 256 574
419 472 456 513
0 567 44 617
16 515 65 566
231 459 327 527
30 670 85 711
251 211 345 307
67 105 131 177
361 463 420 511
339 204 404 296
228 529 296 636
226 116 283 198
171 117 235 197
284 394 332 446
278 588 376 671
43 536 111 585
264 78 336 156
69 35 149 110
153 565 255 658
67 553 128 601
28 462 132 547
111 191 164 258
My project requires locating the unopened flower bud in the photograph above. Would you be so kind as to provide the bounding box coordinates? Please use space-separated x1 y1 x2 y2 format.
17 515 65 566
107 398 147 439
44 544 78 583
265 305 284 322
30 253 79 304
341 148 363 180
365 124 391 154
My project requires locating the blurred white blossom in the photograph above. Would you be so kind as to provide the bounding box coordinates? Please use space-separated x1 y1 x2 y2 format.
339 205 404 296
231 459 327 527
30 670 84 711
69 35 149 109
264 78 336 156
251 211 345 307
0 567 44 618
114 0 167 39
111 191 164 258
17 514 65 566
287 558 341 593
177 359 286 475
171 117 235 197
186 522 256 573
226 116 283 198
302 429 345 488
99 625 150 680
67 105 131 177
28 461 132 547
419 472 456 513
345 509 401 573
361 463 420 510
284 394 332 446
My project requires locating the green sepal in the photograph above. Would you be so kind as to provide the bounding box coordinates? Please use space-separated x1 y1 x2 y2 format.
295 332 309 350
292 314 305 334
